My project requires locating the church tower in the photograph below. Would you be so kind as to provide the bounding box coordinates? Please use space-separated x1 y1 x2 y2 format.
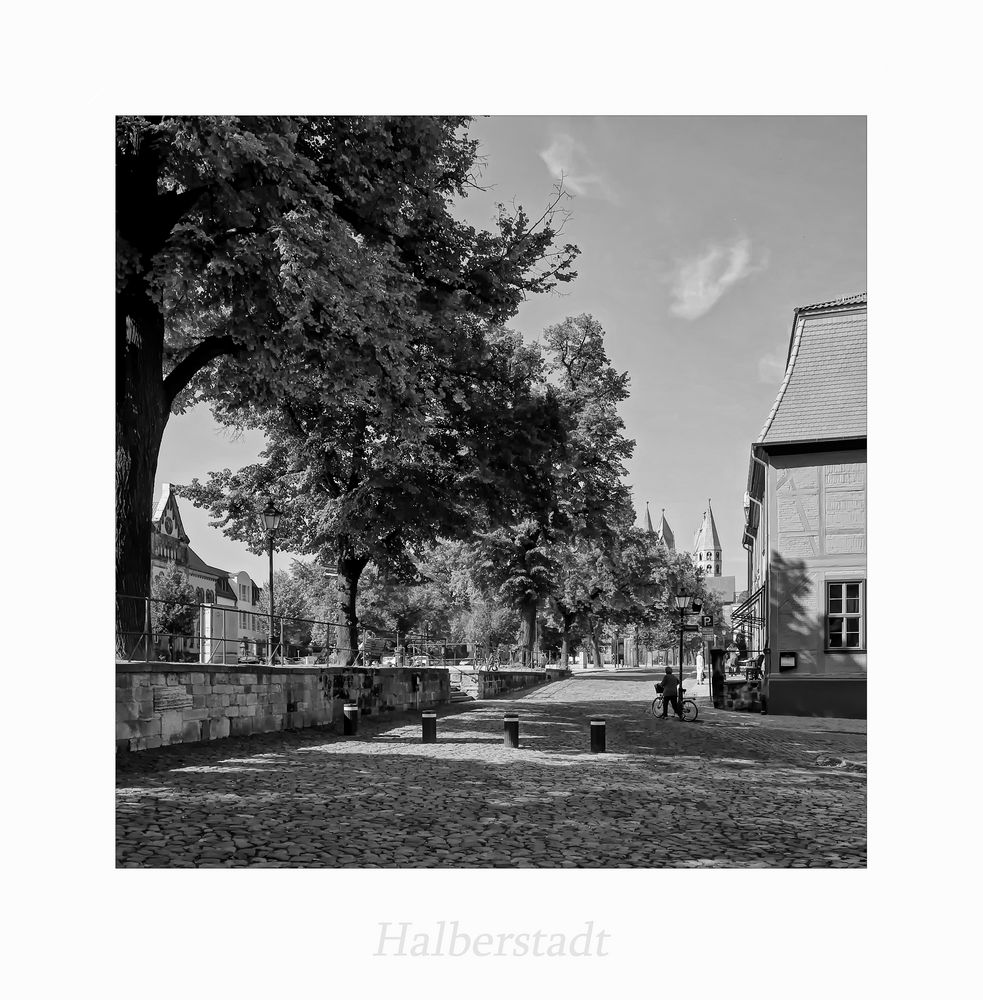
693 499 722 577
644 502 675 551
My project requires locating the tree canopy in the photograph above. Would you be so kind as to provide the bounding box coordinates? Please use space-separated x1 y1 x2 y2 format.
116 116 578 653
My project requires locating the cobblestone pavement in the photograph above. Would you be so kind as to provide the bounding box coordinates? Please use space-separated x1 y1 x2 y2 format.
116 671 866 868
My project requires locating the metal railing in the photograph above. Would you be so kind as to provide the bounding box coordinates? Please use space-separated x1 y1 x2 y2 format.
117 593 450 668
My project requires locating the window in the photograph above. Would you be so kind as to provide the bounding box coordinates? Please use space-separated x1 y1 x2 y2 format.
240 612 248 630
239 584 249 600
827 581 865 650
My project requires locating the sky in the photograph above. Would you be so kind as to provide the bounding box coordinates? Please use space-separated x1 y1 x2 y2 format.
157 115 866 586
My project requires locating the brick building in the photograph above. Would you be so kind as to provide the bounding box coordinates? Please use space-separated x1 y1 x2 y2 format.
734 294 867 717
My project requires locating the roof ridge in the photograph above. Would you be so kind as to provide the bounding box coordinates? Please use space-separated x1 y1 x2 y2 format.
797 291 866 313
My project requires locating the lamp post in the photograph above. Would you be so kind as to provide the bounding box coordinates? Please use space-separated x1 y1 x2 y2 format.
674 593 694 701
262 500 282 664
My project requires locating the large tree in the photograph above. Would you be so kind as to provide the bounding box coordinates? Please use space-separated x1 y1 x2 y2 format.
116 115 577 651
468 314 636 665
182 326 567 665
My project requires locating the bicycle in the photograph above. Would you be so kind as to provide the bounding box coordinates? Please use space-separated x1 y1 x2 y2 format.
648 686 699 722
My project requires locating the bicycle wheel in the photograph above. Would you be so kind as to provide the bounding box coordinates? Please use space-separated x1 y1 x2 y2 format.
650 697 662 717
681 699 698 722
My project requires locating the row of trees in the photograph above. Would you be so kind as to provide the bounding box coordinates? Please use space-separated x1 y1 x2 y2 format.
117 116 718 664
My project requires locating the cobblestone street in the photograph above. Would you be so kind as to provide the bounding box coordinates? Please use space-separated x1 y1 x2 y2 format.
116 671 866 868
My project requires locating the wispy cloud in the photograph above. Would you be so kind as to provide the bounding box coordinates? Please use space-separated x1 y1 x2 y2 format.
757 347 787 383
668 237 768 320
540 133 616 201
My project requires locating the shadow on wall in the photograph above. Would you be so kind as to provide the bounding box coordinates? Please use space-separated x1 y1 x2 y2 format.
771 552 817 656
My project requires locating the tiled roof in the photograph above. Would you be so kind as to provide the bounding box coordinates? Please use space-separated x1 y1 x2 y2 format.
758 295 867 446
797 292 867 314
186 546 229 582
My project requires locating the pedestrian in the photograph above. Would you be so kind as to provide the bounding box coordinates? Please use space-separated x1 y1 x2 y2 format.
696 649 706 684
660 666 682 718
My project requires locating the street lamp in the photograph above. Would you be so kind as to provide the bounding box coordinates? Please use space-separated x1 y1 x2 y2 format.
674 592 693 695
262 500 282 664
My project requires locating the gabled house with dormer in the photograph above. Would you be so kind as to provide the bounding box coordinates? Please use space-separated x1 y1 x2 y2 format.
734 294 867 718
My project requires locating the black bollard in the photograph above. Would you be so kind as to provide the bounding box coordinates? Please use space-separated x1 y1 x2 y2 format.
422 710 437 743
590 717 606 753
343 702 359 736
503 712 519 748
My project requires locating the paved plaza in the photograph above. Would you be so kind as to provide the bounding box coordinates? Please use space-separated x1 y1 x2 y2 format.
116 671 866 868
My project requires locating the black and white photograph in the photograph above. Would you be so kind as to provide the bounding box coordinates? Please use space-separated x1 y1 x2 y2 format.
8 5 979 996
114 114 868 871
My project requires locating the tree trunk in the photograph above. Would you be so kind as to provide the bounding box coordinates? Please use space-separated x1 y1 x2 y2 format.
116 285 167 659
518 599 537 668
335 550 368 667
586 615 603 669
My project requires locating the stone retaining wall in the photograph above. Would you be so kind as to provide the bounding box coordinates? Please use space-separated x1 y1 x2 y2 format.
451 668 571 699
116 664 450 752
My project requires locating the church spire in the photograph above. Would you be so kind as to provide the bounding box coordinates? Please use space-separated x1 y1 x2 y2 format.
655 508 675 551
644 501 655 534
693 499 722 576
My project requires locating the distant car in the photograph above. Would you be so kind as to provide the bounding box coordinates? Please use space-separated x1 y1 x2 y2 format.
458 658 475 666
381 655 397 666
411 655 430 667
239 655 261 665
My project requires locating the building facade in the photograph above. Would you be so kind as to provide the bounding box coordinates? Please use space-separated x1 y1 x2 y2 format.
735 294 867 718
151 484 268 663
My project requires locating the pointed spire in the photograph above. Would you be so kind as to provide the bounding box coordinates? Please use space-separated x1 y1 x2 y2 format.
655 508 675 551
644 501 655 534
705 498 722 550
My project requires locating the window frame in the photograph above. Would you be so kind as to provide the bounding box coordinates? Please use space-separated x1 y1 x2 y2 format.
825 579 866 653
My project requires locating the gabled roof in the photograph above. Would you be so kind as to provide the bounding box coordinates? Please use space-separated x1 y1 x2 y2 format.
186 545 228 581
656 509 675 551
693 500 721 552
758 293 866 446
152 483 190 541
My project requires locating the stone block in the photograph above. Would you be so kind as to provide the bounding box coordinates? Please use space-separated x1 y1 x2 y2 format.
242 704 257 717
245 693 258 705
181 720 202 742
203 717 230 740
188 673 206 685
116 718 161 740
161 710 185 740
226 706 241 717
231 717 254 737
238 673 257 685
117 701 142 722
192 684 211 695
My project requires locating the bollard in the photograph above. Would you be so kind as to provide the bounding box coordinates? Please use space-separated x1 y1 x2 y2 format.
590 717 606 753
503 712 519 748
422 710 437 743
343 702 359 736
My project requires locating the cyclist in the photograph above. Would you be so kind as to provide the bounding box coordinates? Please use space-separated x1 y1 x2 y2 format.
659 666 682 719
